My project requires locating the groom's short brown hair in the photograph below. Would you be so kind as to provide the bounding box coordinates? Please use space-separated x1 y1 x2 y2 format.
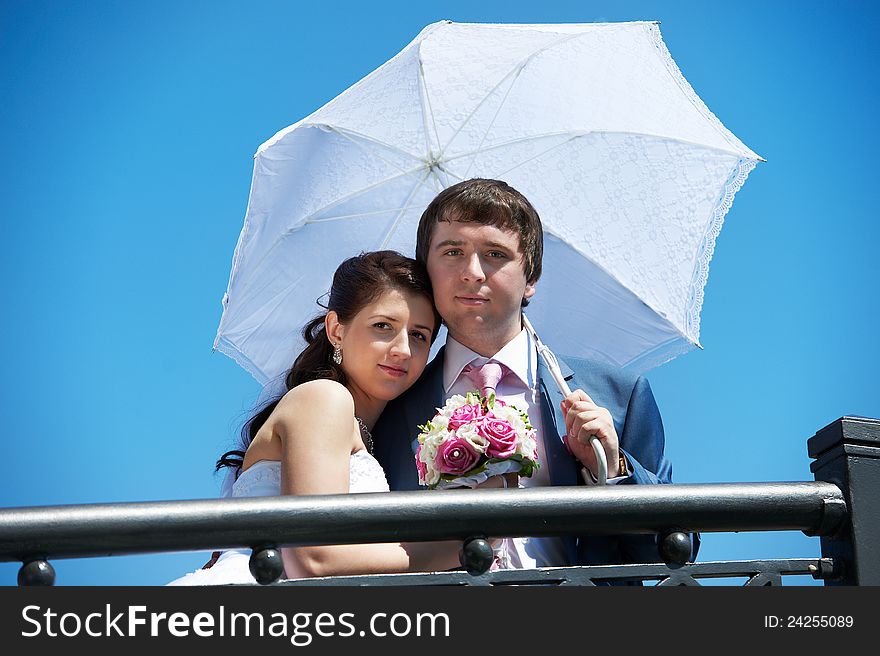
415 178 544 285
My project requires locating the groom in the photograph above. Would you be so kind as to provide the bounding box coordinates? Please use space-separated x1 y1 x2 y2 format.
374 178 697 570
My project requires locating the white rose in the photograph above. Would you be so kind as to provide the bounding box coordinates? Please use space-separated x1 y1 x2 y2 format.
417 439 442 486
456 423 489 454
517 429 538 460
496 405 527 433
439 395 468 416
422 448 441 484
429 415 450 433
422 431 445 454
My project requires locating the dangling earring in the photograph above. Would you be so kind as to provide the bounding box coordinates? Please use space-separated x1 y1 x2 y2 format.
332 344 343 365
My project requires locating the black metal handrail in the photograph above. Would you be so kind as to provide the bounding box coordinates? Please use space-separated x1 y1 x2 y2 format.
0 482 846 562
3 416 877 585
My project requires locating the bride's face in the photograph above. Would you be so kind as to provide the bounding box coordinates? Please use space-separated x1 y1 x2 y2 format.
332 288 436 403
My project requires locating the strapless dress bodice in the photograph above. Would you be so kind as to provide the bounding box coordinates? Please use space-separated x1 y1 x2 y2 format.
231 450 389 498
167 450 389 586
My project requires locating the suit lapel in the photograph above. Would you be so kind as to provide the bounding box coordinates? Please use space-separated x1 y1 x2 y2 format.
536 355 580 564
419 346 447 419
537 357 578 487
401 346 447 455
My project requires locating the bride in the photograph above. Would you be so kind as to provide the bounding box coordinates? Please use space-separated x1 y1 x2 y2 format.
169 251 475 585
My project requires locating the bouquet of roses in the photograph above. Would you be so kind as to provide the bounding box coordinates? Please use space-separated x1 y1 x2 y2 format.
415 391 539 489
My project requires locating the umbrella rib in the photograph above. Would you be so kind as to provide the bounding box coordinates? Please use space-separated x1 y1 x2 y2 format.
436 31 586 161
460 65 525 181
434 164 463 185
493 135 587 178
443 130 585 164
228 270 313 381
235 168 429 297
435 27 757 168
417 56 443 172
379 167 433 250
430 169 444 193
445 129 756 166
305 205 427 224
300 122 427 174
493 131 759 176
296 166 427 226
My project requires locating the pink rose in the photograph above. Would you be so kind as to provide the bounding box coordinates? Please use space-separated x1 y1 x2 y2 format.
447 403 484 431
434 437 481 475
415 445 428 482
477 416 519 458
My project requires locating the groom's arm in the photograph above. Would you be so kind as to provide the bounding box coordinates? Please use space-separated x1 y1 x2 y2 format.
561 376 670 486
611 376 700 563
617 376 671 486
564 373 699 565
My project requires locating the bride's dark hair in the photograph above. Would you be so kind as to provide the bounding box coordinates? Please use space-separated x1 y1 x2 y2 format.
216 251 439 472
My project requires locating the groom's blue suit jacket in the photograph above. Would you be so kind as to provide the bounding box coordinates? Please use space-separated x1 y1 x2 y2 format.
373 346 699 569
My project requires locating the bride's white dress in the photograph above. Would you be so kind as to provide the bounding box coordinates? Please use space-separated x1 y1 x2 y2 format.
167 451 388 585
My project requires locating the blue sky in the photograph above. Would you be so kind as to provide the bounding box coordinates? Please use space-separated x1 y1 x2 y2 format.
1 1 877 586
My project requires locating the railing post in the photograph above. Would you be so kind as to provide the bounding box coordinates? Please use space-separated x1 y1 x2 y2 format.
808 416 880 585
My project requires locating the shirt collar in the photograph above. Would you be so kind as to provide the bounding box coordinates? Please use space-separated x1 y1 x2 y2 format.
443 328 534 393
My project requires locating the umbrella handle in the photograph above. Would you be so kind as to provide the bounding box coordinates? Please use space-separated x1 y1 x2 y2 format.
522 316 608 485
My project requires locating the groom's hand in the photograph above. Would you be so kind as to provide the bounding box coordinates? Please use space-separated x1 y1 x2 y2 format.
561 389 620 481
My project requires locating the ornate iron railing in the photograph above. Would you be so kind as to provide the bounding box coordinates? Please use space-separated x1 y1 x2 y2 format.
275 558 839 587
2 416 877 586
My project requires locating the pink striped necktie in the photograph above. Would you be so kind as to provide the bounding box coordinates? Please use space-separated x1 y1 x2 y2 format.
462 360 508 398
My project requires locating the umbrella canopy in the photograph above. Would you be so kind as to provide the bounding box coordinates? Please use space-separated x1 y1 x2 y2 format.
215 20 761 386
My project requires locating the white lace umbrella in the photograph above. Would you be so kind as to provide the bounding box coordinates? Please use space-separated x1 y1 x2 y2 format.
214 20 761 387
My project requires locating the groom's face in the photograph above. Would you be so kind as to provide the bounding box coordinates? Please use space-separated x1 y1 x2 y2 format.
425 220 535 355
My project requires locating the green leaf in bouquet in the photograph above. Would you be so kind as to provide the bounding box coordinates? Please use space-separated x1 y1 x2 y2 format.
461 459 490 478
517 458 538 478
434 458 491 487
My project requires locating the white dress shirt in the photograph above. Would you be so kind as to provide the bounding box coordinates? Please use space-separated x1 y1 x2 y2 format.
443 329 564 568
443 329 629 569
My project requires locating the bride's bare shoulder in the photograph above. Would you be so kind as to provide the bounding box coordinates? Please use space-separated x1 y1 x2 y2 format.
275 379 354 418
